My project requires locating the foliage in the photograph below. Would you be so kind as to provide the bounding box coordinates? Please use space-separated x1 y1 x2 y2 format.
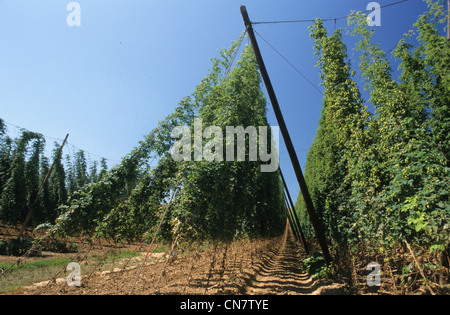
40 239 78 253
0 131 44 224
0 238 34 256
0 236 77 257
296 0 449 252
302 250 330 278
298 19 367 243
0 119 107 226
50 35 286 243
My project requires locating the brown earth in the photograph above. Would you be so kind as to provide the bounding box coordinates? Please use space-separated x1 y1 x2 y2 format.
17 227 347 295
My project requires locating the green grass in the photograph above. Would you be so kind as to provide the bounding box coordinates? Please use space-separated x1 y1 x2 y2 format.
0 257 72 271
0 249 143 294
0 257 72 293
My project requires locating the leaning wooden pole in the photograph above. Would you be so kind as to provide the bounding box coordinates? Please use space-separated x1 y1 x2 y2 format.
18 133 69 238
283 188 309 255
284 194 300 242
284 189 308 254
240 5 331 264
283 189 300 242
280 169 309 255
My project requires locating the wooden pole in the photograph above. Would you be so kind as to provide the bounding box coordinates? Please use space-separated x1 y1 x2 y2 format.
283 190 301 240
280 169 309 255
18 133 69 238
283 193 299 241
283 189 310 256
240 5 331 264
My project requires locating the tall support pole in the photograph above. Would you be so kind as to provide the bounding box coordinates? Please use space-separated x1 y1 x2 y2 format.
283 193 299 241
283 188 309 255
18 134 69 238
280 169 309 255
240 5 331 264
283 189 300 240
448 0 449 40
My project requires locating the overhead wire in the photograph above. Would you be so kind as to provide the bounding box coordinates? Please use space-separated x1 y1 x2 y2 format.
249 0 412 95
1 119 121 165
252 0 410 25
253 29 323 95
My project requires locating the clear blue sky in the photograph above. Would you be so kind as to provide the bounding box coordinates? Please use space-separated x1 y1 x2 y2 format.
0 0 431 201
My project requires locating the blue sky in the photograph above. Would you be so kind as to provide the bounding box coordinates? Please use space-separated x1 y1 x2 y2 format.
0 0 432 201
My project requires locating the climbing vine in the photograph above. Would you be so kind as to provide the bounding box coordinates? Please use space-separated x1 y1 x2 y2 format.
0 120 107 226
51 35 286 242
296 0 449 252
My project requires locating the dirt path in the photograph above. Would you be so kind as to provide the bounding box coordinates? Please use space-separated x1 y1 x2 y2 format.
244 229 345 295
19 228 345 295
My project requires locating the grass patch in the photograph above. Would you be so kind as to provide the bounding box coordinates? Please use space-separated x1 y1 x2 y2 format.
0 257 72 293
0 257 72 272
0 249 143 294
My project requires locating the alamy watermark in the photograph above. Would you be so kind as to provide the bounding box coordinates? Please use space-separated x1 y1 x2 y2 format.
64 2 381 27
66 262 81 287
66 2 81 27
170 118 279 173
366 262 381 287
367 2 381 27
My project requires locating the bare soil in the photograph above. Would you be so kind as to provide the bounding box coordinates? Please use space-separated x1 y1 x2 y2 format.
15 228 346 295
